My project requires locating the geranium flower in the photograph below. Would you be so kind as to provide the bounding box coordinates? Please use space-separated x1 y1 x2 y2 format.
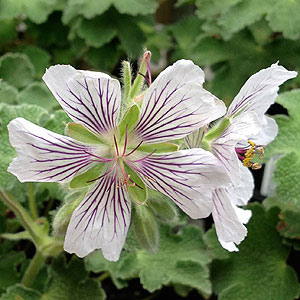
8 59 230 261
187 63 297 251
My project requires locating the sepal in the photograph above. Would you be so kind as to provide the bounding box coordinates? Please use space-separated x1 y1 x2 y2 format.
52 192 85 237
132 204 159 253
147 191 178 223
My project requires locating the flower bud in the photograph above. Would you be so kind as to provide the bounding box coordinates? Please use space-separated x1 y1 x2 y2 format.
132 204 158 253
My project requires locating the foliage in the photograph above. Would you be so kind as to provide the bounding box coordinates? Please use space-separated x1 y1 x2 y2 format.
0 0 300 299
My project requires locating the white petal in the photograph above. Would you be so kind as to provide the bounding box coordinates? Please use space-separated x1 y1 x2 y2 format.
227 62 297 118
43 65 121 136
250 116 278 146
211 112 261 185
7 118 104 183
212 188 248 247
126 148 230 219
233 164 254 206
134 59 226 143
64 166 131 261
219 240 239 252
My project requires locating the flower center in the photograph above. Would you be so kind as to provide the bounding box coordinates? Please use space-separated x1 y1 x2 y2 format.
235 140 265 170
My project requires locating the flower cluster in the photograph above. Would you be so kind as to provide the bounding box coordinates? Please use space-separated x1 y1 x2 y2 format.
7 52 297 261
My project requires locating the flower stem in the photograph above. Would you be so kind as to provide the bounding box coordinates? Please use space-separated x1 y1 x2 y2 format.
28 182 38 220
21 251 45 288
0 190 42 245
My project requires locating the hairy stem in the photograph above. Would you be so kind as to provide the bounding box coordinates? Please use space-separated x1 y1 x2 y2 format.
28 182 38 219
21 251 45 288
0 190 42 245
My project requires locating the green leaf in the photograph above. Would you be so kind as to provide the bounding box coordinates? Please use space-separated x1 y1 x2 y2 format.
86 43 121 72
67 123 104 144
0 251 26 294
69 164 105 189
85 252 128 289
15 46 50 78
0 284 41 300
125 165 148 205
43 256 105 300
118 104 140 137
0 0 57 24
76 16 117 48
0 104 48 190
63 0 157 23
267 0 300 40
44 110 71 135
0 20 17 44
211 204 300 300
113 0 158 16
62 0 111 23
118 225 212 296
115 14 146 58
263 90 300 238
0 53 35 89
19 82 57 111
0 81 19 105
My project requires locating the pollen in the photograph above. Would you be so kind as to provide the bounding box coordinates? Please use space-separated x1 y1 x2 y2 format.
242 140 265 170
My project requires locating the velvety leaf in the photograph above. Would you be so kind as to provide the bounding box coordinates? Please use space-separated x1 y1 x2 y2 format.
115 15 146 58
113 0 157 16
86 43 121 72
15 46 50 78
212 204 300 300
76 16 117 48
43 256 106 300
0 20 17 44
0 0 57 24
63 0 157 23
118 225 212 296
0 53 35 89
0 284 41 300
0 103 48 190
263 90 300 239
19 82 57 110
85 251 128 289
0 81 19 105
0 251 26 294
44 110 71 135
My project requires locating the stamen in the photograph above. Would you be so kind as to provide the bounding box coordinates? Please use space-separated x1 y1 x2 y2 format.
238 140 265 170
113 135 119 157
83 150 114 163
125 140 143 157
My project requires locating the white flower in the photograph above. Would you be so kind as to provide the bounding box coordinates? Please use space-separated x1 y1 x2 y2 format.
188 62 297 251
8 59 230 261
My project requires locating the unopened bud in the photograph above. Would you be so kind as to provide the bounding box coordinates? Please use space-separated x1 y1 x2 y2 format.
132 205 159 253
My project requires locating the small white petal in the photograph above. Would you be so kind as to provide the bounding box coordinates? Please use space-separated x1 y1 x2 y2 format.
43 65 121 136
134 59 226 143
233 163 254 206
212 112 261 185
227 63 297 118
212 188 249 247
64 167 131 261
126 149 230 219
7 118 103 183
250 116 278 146
219 240 239 252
